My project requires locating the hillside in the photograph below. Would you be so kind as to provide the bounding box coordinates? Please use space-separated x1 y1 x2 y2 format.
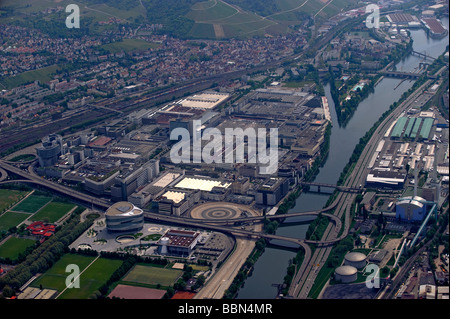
0 0 362 39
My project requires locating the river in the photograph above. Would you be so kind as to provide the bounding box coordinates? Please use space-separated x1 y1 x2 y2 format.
236 17 449 299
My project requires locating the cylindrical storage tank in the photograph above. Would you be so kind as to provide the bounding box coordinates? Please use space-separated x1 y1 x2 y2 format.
344 252 367 269
160 237 169 255
334 265 357 283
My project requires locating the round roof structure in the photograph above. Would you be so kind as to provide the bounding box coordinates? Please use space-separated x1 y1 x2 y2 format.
106 201 143 217
335 265 357 276
345 252 367 263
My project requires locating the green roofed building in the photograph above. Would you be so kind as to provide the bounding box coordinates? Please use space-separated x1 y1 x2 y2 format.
410 118 422 139
404 118 416 138
391 117 408 138
419 117 434 140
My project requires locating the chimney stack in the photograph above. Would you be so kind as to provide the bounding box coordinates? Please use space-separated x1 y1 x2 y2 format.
414 159 418 198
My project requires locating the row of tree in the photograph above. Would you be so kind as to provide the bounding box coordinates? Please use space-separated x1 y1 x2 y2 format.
0 206 90 294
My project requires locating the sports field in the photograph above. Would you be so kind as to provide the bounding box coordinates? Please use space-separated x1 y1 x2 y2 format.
31 253 123 299
0 237 35 260
29 202 76 223
108 284 166 299
31 254 96 291
0 211 30 232
10 195 52 214
0 237 35 261
122 264 182 287
0 189 29 213
58 257 122 299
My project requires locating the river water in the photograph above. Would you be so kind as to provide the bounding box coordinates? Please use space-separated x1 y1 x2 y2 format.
236 17 449 299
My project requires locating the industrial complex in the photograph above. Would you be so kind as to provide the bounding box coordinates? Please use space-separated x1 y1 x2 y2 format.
0 0 448 304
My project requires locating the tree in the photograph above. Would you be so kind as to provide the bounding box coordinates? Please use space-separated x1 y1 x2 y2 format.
1 285 15 298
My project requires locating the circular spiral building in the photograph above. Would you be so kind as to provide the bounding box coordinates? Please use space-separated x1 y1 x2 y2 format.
105 202 144 233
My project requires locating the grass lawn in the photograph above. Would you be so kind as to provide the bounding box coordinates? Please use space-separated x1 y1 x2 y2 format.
31 254 96 292
0 65 60 89
29 202 76 223
31 254 123 299
10 195 52 214
0 237 35 261
0 211 30 232
58 257 123 299
8 154 36 162
0 189 29 213
122 264 182 287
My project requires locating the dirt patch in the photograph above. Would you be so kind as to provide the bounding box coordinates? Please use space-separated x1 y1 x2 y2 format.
213 24 225 38
108 284 166 299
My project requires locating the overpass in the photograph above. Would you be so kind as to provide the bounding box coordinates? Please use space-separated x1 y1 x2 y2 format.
0 160 110 209
0 159 348 248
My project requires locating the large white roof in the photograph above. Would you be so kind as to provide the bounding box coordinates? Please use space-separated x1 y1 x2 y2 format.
175 177 231 192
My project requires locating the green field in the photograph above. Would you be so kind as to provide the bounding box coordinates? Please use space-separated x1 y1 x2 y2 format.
0 237 35 261
8 154 36 162
122 264 182 287
101 38 160 53
0 189 29 213
29 202 76 223
186 0 276 38
31 254 97 292
31 254 123 299
0 65 60 89
58 257 122 299
10 195 52 214
0 211 30 232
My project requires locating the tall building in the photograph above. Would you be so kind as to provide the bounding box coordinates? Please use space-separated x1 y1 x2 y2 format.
36 134 63 167
256 177 289 206
111 159 160 202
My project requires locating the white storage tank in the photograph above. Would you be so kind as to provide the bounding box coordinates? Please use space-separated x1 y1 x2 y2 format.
334 265 358 283
344 252 367 269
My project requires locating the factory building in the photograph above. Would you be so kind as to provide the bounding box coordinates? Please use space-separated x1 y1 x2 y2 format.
396 196 429 222
365 170 406 188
